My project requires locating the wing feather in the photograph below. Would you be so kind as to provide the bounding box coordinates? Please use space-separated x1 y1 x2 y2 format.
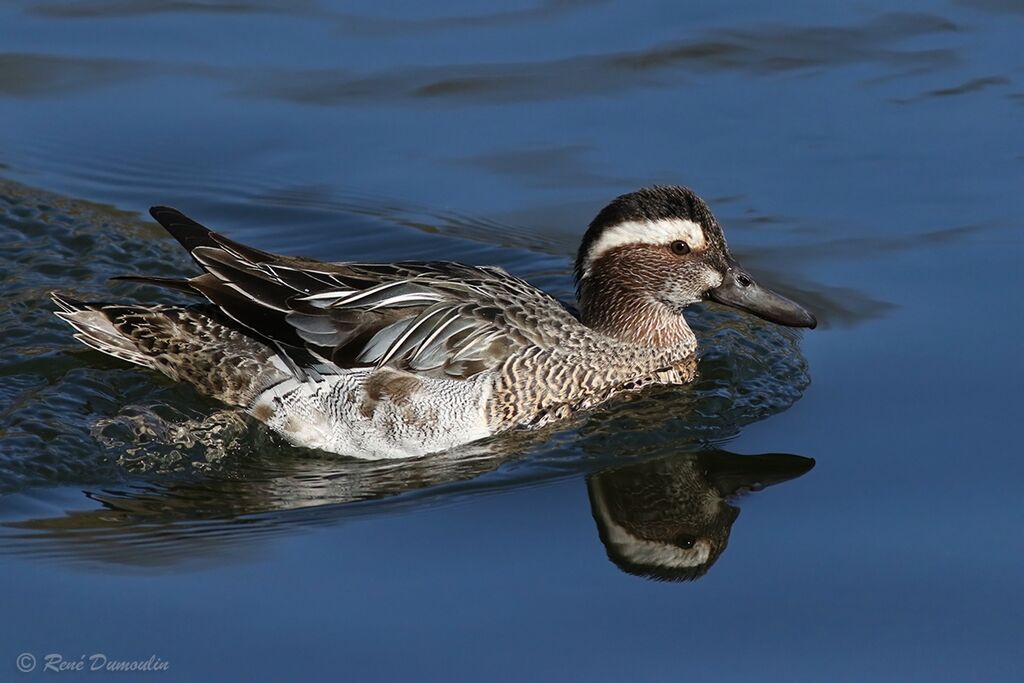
144 206 579 380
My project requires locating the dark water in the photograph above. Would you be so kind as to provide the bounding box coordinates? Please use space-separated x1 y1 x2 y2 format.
1 0 1021 680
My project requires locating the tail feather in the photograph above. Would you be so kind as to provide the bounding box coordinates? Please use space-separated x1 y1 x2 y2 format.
51 293 156 369
148 206 221 254
148 206 276 265
53 207 300 403
50 292 288 405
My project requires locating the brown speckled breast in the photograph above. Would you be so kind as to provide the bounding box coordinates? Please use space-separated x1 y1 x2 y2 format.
485 338 698 431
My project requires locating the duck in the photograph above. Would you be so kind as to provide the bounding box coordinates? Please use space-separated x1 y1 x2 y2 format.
53 185 816 459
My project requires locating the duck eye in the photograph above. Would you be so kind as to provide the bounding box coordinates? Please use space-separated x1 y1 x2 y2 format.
670 240 690 256
675 535 697 549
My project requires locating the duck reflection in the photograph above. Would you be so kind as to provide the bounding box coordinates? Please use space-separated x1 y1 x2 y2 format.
588 450 814 581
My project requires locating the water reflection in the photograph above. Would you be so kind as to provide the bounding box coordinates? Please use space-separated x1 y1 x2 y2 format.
0 444 530 569
588 451 814 582
1 446 816 575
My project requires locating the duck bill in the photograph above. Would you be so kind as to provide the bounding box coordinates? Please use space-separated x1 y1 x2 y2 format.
699 451 816 496
707 261 817 329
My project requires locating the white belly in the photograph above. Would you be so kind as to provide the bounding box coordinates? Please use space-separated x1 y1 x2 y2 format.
249 368 494 459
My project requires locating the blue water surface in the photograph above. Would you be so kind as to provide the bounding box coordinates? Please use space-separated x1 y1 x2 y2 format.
0 0 1022 680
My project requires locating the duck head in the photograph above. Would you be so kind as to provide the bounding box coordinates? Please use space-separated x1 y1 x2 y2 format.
587 450 815 582
575 186 816 345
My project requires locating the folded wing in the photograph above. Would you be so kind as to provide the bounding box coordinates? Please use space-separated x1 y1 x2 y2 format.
140 207 575 380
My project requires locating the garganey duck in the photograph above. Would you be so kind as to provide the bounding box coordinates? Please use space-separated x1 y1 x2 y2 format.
53 186 816 459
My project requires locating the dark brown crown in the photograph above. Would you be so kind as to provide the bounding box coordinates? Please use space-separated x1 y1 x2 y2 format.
574 186 728 285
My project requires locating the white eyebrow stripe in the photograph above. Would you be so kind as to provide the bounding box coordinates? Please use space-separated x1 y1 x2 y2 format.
590 483 712 568
582 218 707 276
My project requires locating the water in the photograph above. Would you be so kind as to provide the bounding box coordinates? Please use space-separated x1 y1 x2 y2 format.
0 1 1021 680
